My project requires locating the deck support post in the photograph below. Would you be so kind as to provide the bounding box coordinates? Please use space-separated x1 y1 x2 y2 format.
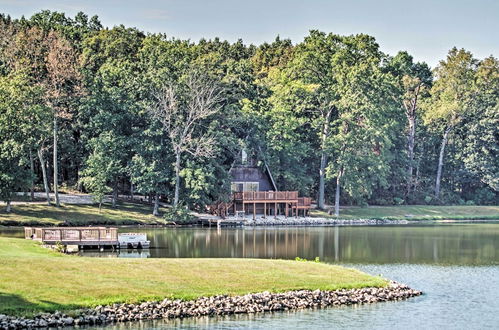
285 203 288 218
253 202 256 220
274 202 277 219
263 202 266 218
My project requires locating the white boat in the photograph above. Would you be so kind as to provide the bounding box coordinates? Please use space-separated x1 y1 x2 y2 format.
118 233 150 249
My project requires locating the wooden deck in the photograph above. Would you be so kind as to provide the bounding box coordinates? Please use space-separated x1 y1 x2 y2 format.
232 191 311 219
25 227 119 247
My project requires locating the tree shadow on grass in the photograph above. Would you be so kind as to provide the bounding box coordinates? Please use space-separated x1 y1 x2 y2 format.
0 292 79 316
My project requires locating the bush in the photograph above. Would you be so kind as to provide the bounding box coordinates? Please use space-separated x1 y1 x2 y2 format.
295 257 321 263
424 196 432 204
163 203 195 224
465 200 476 206
393 197 404 205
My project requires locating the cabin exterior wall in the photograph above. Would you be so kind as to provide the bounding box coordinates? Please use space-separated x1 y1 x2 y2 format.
229 166 274 192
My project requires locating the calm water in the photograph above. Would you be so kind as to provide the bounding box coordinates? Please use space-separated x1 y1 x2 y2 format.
2 224 499 329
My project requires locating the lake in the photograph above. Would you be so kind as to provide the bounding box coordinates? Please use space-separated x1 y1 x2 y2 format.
2 223 498 329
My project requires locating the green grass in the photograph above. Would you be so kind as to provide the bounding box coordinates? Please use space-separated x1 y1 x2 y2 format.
0 237 386 316
0 202 165 226
312 205 499 220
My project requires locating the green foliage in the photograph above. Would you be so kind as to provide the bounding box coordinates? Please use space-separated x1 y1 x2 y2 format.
295 257 321 263
0 10 497 213
163 203 195 224
80 132 125 206
393 197 405 205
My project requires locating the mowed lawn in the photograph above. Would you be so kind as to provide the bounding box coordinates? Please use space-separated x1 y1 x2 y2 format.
0 237 386 316
312 205 499 220
0 202 164 226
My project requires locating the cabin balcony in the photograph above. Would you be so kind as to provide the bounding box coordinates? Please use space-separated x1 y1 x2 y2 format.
233 191 299 202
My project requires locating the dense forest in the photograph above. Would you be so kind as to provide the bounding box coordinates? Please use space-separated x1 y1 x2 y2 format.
0 11 497 215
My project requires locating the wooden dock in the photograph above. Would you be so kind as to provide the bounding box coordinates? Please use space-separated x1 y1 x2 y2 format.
25 227 119 248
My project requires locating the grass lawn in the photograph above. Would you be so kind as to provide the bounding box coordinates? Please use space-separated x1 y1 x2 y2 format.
312 205 499 220
0 237 386 316
0 202 164 226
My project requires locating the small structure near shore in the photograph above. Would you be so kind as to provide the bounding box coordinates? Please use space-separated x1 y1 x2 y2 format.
209 146 312 220
24 227 149 250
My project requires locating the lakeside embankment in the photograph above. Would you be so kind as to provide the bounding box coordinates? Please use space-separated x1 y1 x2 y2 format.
0 283 421 329
0 237 388 316
1 200 498 227
0 237 421 329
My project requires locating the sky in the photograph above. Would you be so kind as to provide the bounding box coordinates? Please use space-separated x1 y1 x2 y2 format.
1 0 498 67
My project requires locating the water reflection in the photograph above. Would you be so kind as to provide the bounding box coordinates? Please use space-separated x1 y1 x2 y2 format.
128 225 499 265
2 224 498 265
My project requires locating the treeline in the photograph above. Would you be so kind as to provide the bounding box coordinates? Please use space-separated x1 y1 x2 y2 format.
0 11 497 215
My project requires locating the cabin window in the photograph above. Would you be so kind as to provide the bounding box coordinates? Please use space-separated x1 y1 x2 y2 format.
231 182 244 192
245 182 259 192
231 182 259 192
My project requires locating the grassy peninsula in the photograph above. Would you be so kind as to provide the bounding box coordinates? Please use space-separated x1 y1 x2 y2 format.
0 237 386 316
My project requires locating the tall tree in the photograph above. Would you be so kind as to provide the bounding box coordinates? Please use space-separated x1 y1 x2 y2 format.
0 72 46 211
459 56 499 192
149 71 222 206
45 31 81 207
388 52 432 196
424 48 477 199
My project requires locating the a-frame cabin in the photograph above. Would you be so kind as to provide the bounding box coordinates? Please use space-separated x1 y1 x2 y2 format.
228 148 311 219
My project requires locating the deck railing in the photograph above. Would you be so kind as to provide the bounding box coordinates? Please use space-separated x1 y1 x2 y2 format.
296 197 312 207
233 191 299 201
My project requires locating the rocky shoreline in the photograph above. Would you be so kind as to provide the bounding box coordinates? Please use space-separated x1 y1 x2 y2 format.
0 281 421 329
243 217 410 226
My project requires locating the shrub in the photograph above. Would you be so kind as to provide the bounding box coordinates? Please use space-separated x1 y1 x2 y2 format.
163 203 195 224
393 197 404 205
424 196 432 204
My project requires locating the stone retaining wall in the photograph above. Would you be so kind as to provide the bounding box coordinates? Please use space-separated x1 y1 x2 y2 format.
0 281 421 329
243 217 409 226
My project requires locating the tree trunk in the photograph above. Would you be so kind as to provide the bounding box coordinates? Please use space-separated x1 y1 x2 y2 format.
435 126 452 199
174 150 181 207
318 151 327 210
37 149 51 206
29 150 35 201
318 109 333 210
53 116 60 207
407 114 416 195
5 200 11 213
153 192 160 216
130 182 134 200
334 168 343 217
112 184 118 208
99 200 102 212
405 84 420 196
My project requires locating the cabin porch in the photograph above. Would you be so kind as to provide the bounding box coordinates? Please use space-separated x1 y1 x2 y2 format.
231 191 311 220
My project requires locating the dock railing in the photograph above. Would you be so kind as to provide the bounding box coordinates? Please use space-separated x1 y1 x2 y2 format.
25 227 118 243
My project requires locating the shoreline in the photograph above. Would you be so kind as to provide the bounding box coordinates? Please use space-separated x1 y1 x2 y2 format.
2 218 498 229
0 282 422 329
